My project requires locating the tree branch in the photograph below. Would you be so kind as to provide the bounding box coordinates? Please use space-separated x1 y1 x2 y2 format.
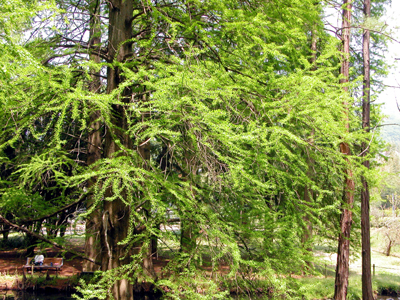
0 214 100 265
18 194 86 224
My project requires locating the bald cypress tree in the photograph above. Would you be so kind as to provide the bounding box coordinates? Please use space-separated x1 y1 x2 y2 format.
360 0 374 298
334 0 354 299
0 0 376 299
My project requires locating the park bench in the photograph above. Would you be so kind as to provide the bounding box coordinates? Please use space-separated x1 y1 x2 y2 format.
23 257 63 276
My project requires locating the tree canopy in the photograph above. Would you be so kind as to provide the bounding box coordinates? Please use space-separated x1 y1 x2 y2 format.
0 0 390 299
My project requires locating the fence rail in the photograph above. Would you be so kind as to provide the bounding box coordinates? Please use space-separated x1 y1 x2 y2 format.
322 263 400 277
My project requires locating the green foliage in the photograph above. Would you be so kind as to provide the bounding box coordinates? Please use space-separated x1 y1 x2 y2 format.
25 274 58 286
0 234 27 249
0 0 389 298
376 274 400 296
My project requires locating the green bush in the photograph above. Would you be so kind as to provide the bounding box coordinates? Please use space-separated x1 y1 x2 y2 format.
375 274 400 296
0 235 27 250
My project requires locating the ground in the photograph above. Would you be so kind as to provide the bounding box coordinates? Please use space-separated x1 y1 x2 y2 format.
0 248 83 277
0 242 85 292
0 239 172 292
1 226 400 298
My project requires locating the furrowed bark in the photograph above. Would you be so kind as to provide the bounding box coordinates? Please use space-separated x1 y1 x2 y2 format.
138 112 156 278
84 0 103 273
102 0 135 299
301 19 318 271
361 0 373 298
334 1 354 299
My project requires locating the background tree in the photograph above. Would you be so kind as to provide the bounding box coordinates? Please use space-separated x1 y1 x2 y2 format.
334 0 355 299
361 0 374 297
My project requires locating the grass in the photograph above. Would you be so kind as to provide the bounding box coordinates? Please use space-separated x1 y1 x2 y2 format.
292 273 400 300
0 271 78 291
0 271 19 289
293 237 400 300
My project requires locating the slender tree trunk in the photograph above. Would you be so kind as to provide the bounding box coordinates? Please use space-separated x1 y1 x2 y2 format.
2 225 9 240
137 123 156 278
180 151 199 254
361 0 373 298
84 0 103 272
181 219 198 253
386 239 392 256
334 1 354 299
301 23 318 270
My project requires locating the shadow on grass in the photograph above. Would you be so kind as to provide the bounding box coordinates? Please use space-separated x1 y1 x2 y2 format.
293 271 400 299
374 273 400 296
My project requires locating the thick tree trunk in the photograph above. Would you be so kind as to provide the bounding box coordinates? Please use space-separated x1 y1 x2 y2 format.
151 223 159 259
25 222 42 257
101 199 133 300
101 0 157 298
361 0 374 298
102 0 134 298
302 184 313 269
84 0 103 272
334 172 354 300
334 1 354 299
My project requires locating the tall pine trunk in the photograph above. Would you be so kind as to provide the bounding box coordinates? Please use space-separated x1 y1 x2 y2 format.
334 1 354 299
361 0 373 298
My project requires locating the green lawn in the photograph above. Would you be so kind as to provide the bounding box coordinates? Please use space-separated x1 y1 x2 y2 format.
294 229 400 300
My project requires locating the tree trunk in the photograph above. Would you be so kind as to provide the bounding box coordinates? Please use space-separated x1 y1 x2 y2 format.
180 171 199 253
25 222 42 257
334 1 354 299
101 0 134 299
2 225 9 240
361 0 374 298
84 0 103 272
302 22 318 271
386 239 392 256
151 223 159 259
181 219 198 253
137 129 156 278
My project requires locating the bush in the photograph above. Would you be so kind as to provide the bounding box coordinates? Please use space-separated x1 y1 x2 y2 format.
375 274 400 297
0 235 27 250
377 284 399 296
